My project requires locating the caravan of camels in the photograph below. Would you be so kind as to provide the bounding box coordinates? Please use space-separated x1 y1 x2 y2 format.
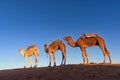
20 33 112 68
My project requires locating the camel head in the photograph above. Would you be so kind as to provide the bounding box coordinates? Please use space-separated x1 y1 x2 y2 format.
64 36 72 42
19 48 25 57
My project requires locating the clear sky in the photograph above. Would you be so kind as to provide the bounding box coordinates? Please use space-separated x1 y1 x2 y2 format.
0 0 120 70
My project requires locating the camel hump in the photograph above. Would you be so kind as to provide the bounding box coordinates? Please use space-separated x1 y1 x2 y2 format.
55 40 62 42
27 44 36 50
51 40 62 44
49 40 63 47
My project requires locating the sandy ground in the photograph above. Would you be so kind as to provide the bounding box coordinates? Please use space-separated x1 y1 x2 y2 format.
0 64 120 80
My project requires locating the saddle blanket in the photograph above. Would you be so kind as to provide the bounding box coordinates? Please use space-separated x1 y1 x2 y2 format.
86 33 97 37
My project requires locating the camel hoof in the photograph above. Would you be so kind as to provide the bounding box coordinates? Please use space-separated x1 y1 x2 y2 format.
54 63 56 66
103 62 106 64
60 64 65 66
83 62 87 64
48 65 51 67
60 64 63 66
34 66 37 68
87 61 89 64
24 66 26 68
109 62 112 64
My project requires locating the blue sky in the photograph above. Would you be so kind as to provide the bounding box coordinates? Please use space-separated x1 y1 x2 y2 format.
0 0 120 70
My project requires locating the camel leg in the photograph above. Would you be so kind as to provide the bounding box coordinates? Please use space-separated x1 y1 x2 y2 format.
30 56 32 68
61 50 66 66
24 56 28 68
99 46 107 64
34 56 39 68
63 52 66 65
97 38 107 64
99 47 106 64
81 48 87 64
61 55 64 65
84 50 89 64
53 54 56 66
103 53 106 64
106 50 112 64
63 56 66 65
49 53 52 67
61 55 66 66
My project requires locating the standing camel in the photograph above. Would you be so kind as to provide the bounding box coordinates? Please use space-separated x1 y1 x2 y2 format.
19 45 39 68
44 40 66 67
64 33 112 64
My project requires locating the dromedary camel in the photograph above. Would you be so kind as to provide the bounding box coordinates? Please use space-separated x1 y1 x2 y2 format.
19 45 39 68
64 33 112 64
44 40 66 67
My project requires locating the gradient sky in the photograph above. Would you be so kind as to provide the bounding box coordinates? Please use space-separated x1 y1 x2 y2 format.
0 0 120 70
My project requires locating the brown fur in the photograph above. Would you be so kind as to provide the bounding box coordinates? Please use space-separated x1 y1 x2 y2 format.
20 45 39 68
25 45 38 56
44 40 66 66
64 34 112 64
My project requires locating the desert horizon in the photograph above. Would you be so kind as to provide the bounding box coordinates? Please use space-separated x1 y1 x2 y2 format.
0 64 120 80
1 0 120 80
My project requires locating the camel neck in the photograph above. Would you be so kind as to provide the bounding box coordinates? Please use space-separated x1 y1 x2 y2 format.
67 39 76 47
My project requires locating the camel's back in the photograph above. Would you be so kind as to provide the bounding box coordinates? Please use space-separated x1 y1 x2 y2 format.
27 45 36 50
77 37 99 47
26 45 39 56
50 40 65 50
56 40 65 48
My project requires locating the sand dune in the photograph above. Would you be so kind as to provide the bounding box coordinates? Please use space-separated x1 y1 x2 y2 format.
0 64 120 80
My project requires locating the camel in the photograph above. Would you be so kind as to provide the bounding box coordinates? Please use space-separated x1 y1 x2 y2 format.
64 33 112 64
44 40 66 67
19 45 39 68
